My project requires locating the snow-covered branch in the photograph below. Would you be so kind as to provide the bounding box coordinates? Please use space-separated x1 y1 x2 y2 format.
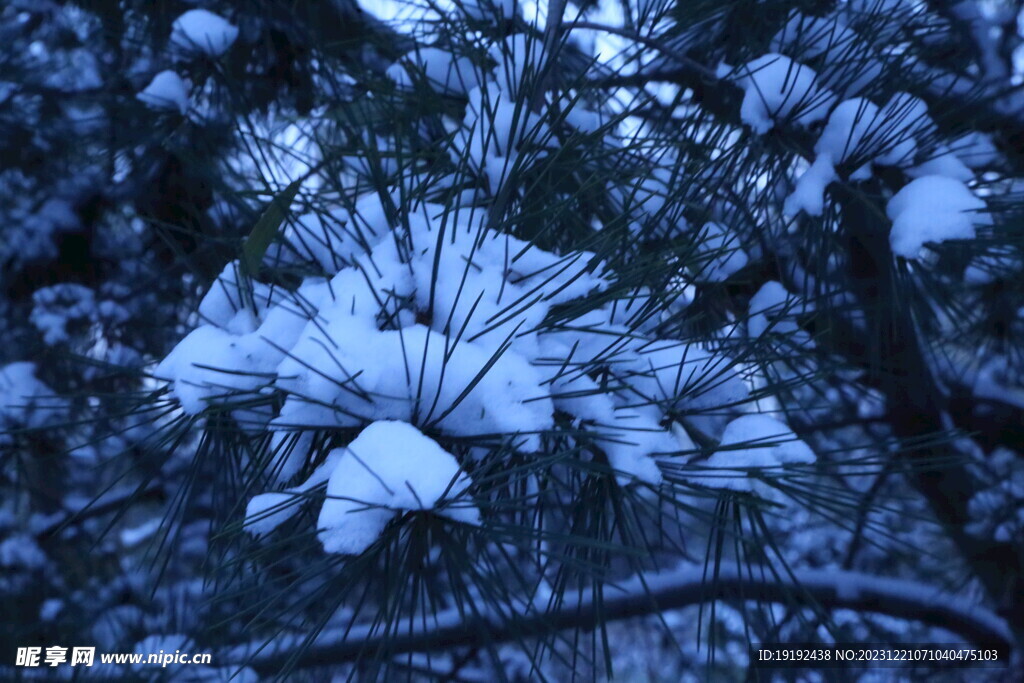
225 567 1013 673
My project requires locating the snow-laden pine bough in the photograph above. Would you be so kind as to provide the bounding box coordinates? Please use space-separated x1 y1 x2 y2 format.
5 0 1021 678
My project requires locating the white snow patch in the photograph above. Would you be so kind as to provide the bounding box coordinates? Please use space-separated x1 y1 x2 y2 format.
387 47 479 95
906 145 974 182
886 176 987 259
136 70 189 113
171 10 239 57
815 98 880 167
732 54 834 133
696 414 815 492
749 281 798 338
769 12 879 96
874 92 932 167
317 421 479 554
952 132 999 169
784 154 837 216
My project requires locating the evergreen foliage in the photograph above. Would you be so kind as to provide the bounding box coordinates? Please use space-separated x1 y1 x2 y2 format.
2 0 1023 679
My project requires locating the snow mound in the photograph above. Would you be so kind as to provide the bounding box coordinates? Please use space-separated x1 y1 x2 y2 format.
785 92 978 217
136 70 189 113
814 98 879 169
748 280 808 339
697 414 815 492
770 12 859 61
171 10 238 57
784 98 878 215
155 326 271 414
159 260 330 415
317 421 480 554
387 47 479 95
732 54 834 133
887 176 986 259
784 155 837 217
276 317 555 451
952 132 999 169
906 145 973 183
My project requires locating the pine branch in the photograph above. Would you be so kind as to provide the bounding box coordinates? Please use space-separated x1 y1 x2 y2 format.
38 481 165 539
604 33 1024 642
224 566 1013 673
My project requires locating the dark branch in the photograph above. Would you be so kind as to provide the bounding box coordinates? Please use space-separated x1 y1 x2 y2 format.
224 566 1013 673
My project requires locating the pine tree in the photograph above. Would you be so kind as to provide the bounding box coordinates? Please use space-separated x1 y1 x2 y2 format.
2 0 1022 679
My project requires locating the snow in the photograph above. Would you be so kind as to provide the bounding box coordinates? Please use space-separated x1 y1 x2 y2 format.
768 12 879 96
694 222 748 282
0 534 48 569
136 70 189 114
815 98 880 166
749 281 794 338
159 167 791 516
464 0 517 22
732 54 834 133
404 214 602 356
120 518 162 547
317 421 480 554
906 145 974 182
952 131 999 169
453 84 551 195
886 176 987 258
245 449 345 536
616 162 679 231
964 247 1019 285
275 192 403 274
29 283 96 345
245 491 300 536
489 33 542 98
770 12 858 61
387 47 479 95
269 207 613 452
624 339 750 441
163 204 616 453
0 362 67 435
171 10 239 57
592 405 675 485
696 414 815 492
266 430 315 484
155 325 277 415
874 92 932 166
39 599 63 622
276 316 555 451
786 92 974 220
971 357 1024 412
786 96 924 216
160 262 329 415
197 262 268 332
784 154 837 217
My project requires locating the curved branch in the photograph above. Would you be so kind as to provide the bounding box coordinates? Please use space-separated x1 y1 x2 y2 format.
225 566 1012 673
